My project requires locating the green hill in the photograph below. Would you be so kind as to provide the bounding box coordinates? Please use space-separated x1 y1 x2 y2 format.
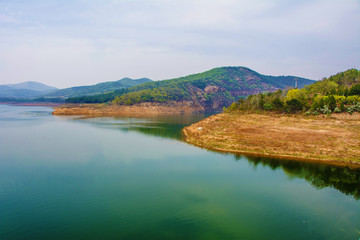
67 67 314 111
45 78 152 98
226 68 360 114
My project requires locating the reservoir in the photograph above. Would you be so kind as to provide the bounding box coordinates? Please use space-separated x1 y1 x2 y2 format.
0 104 359 239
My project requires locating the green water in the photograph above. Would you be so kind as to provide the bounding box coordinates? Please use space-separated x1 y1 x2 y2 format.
0 104 359 240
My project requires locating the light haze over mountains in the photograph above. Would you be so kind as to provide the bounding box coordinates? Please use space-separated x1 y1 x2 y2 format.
0 0 358 88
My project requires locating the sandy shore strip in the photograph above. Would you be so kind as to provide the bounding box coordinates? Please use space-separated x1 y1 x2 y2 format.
183 112 360 167
52 102 207 116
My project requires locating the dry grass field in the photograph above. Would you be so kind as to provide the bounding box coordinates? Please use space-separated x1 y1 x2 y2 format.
183 112 360 166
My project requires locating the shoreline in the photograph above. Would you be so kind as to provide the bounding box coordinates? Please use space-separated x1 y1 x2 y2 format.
182 112 360 168
52 102 207 116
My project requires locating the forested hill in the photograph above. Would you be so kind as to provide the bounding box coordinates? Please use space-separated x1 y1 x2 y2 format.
67 67 314 111
226 68 360 114
45 77 152 98
326 68 360 86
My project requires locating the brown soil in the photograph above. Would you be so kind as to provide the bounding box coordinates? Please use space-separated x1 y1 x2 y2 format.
52 101 205 116
183 112 360 166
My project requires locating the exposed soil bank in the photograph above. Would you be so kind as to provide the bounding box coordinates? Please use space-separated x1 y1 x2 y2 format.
52 101 206 116
183 112 360 167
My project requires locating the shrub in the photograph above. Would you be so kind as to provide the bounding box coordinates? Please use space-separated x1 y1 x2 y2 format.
320 105 331 114
311 100 321 111
340 102 345 112
349 84 360 96
263 103 274 111
355 102 360 112
286 99 303 113
333 107 341 113
272 97 284 110
347 106 354 114
327 95 337 111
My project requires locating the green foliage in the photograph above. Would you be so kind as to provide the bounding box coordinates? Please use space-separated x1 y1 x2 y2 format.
66 89 129 103
272 97 284 110
327 95 337 111
327 68 360 86
334 107 341 113
47 78 152 98
320 105 332 115
66 67 314 106
349 84 360 96
227 68 360 115
311 100 321 111
263 102 274 111
285 88 308 107
340 101 345 112
286 99 303 113
306 79 338 95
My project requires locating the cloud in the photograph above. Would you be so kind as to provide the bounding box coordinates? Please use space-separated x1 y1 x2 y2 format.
0 0 359 88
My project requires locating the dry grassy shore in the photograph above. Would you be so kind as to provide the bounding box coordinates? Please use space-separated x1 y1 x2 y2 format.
183 112 360 166
52 102 205 116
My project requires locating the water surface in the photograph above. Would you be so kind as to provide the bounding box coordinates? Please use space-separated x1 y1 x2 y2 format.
0 104 359 240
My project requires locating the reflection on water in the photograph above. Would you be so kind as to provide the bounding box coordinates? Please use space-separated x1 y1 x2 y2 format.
69 113 360 201
71 114 210 140
1 104 360 240
237 155 360 200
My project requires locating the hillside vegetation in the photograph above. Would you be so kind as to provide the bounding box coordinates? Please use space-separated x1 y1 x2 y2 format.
45 78 152 98
67 67 314 111
226 69 360 115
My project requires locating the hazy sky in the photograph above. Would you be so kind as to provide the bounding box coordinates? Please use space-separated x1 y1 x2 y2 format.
0 0 359 88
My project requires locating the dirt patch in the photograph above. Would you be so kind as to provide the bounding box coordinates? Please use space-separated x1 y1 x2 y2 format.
183 112 360 166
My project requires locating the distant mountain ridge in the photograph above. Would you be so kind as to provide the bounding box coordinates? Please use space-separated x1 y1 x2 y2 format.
0 81 58 98
45 77 152 98
67 66 315 111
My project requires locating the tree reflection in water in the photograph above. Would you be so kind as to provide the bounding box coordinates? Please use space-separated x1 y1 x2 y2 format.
236 155 360 200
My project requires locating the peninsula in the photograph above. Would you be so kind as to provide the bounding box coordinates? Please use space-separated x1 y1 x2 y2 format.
183 69 360 166
183 112 360 166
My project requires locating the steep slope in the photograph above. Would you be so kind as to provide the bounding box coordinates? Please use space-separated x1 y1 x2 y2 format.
45 78 152 98
0 81 58 98
67 67 314 111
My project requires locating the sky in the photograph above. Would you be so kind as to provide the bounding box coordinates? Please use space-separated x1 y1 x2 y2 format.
0 0 359 88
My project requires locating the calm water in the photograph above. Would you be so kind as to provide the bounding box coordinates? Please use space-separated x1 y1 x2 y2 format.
0 104 359 240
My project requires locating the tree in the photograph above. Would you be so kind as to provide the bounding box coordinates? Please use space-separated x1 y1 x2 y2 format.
349 84 360 96
286 99 303 113
311 100 321 111
285 88 308 107
272 97 284 110
340 101 345 112
263 102 274 111
327 95 336 111
306 80 338 95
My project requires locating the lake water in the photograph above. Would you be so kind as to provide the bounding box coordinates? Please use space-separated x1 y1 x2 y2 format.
0 104 359 240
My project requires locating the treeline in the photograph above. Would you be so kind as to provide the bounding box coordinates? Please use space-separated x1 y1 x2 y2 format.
66 89 129 103
67 68 241 104
0 97 65 103
66 67 313 105
226 69 360 115
113 85 190 105
47 78 152 98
